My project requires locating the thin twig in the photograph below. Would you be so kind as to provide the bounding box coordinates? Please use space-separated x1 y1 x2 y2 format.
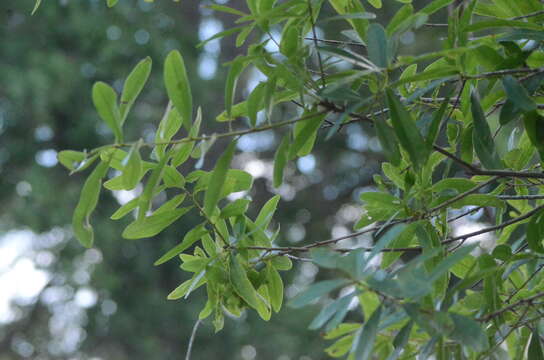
477 291 544 322
185 319 202 360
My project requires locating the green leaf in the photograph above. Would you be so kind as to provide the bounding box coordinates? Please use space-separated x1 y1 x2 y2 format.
366 23 389 67
374 119 401 166
164 50 192 130
471 91 503 169
120 57 152 122
255 195 280 230
72 161 109 248
289 112 326 159
92 82 123 142
266 264 283 313
387 321 413 360
428 243 478 283
110 197 139 220
351 305 382 360
420 0 453 15
308 292 354 330
523 110 544 158
385 89 428 169
449 313 489 351
122 207 191 239
31 0 42 14
203 140 237 216
502 75 536 113
154 224 208 265
527 210 544 253
57 150 87 171
273 134 290 187
367 0 382 9
247 83 265 127
288 279 350 309
220 199 250 218
107 0 119 7
465 19 542 32
121 143 143 190
529 329 544 360
230 254 260 309
225 59 245 119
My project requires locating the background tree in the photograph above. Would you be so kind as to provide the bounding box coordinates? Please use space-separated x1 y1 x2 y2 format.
5 0 544 359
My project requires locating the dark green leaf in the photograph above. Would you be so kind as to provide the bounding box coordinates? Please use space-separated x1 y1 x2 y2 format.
529 329 544 360
527 210 544 253
502 75 536 113
273 134 290 187
220 199 250 218
449 313 489 351
288 279 350 309
366 23 389 67
225 59 245 119
471 90 503 169
374 119 401 166
386 89 428 169
308 292 354 330
266 264 283 313
351 305 382 360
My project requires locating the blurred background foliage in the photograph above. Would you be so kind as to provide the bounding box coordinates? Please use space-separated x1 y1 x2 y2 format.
0 0 442 359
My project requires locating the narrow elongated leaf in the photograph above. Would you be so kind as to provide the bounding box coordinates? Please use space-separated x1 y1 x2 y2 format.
449 313 489 351
420 0 453 15
164 50 192 130
255 195 280 230
288 279 350 309
72 161 109 248
386 89 428 169
527 210 544 253
220 199 250 218
529 329 544 360
92 82 123 142
308 293 354 330
120 57 152 122
351 305 382 360
203 140 237 216
121 144 143 190
289 113 326 159
471 91 503 169
366 23 389 67
58 150 86 171
230 254 260 309
122 207 191 239
502 75 536 113
154 224 208 265
374 119 401 166
225 59 245 119
266 264 283 313
386 321 413 360
273 135 290 187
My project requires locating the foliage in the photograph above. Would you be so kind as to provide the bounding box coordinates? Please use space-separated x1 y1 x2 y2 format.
50 0 544 358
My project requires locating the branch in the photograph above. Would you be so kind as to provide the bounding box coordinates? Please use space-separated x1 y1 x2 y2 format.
477 292 544 322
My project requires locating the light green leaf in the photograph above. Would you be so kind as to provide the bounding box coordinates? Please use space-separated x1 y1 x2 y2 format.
164 50 192 130
110 197 139 220
203 140 237 216
122 207 191 239
225 59 245 119
107 0 119 7
289 112 326 159
230 254 260 309
120 57 152 122
255 195 280 230
72 161 110 248
266 264 283 313
92 82 123 142
220 199 250 218
154 224 208 265
57 150 87 171
121 143 143 190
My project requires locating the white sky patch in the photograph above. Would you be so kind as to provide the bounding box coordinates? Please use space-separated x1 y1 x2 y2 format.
36 149 58 167
198 54 218 80
452 220 495 253
112 183 143 205
297 154 316 174
244 159 267 178
74 287 98 309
